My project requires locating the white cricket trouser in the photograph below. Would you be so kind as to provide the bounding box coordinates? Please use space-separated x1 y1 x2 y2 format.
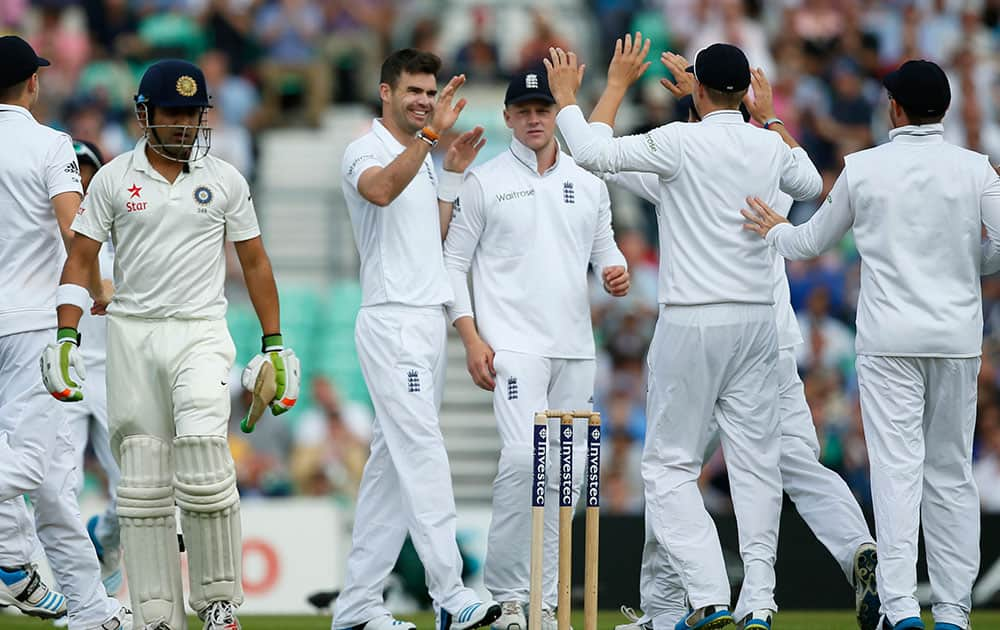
483 351 594 609
643 304 782 620
0 329 121 629
106 316 234 445
333 305 477 628
64 363 120 550
638 348 873 626
856 355 980 628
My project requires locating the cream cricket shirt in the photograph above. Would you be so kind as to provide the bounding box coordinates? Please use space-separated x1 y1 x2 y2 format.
341 119 453 307
72 137 260 320
0 104 83 336
557 105 823 307
443 139 626 359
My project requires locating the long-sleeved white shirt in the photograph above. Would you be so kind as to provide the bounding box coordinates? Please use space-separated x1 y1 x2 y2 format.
557 105 822 306
602 166 802 350
767 124 1000 357
443 139 626 359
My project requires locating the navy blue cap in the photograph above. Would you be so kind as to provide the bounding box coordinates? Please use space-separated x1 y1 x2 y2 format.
883 59 950 117
0 36 50 89
505 69 555 106
686 43 751 93
135 59 211 109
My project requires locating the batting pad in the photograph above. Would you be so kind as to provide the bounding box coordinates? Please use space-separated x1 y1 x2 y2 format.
117 435 185 628
173 435 243 614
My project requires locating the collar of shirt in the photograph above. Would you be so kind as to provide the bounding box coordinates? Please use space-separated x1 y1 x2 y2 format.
508 136 562 176
699 109 745 125
0 103 35 122
131 136 206 182
372 118 408 156
888 123 944 143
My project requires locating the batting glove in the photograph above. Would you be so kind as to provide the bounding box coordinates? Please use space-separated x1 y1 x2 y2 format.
40 328 86 402
241 334 300 416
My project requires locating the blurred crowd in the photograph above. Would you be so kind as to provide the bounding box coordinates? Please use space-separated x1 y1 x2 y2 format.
8 0 1000 513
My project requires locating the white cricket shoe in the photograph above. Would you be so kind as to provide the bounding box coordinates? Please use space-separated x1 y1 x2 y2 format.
347 613 417 630
86 605 133 630
0 563 67 619
202 601 241 630
492 601 526 630
615 605 653 630
438 600 502 630
537 607 573 630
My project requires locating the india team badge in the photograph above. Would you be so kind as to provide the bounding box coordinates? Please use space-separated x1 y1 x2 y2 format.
193 185 213 206
176 75 198 97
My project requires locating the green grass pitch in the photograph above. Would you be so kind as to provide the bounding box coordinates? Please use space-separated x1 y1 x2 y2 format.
3 611 1000 629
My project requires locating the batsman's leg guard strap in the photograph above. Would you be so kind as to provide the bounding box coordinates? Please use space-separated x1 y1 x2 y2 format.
117 436 185 629
173 435 243 614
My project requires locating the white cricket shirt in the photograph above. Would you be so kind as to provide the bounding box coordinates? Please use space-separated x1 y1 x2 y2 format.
341 119 452 307
0 104 82 336
601 164 803 350
557 105 822 306
72 138 260 320
767 124 1000 357
443 139 626 359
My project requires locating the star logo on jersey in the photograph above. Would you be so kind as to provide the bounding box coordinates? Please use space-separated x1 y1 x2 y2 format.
127 184 142 199
193 186 213 206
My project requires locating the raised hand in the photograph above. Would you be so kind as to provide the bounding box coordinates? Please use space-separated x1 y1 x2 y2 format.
443 126 487 173
607 32 652 91
659 51 694 97
544 47 587 108
430 74 468 134
743 67 776 125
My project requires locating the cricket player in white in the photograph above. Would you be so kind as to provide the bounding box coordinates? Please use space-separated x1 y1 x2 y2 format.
334 48 499 630
41 59 300 630
64 139 124 597
0 35 130 630
547 35 823 630
594 72 879 630
441 69 629 630
743 60 1000 630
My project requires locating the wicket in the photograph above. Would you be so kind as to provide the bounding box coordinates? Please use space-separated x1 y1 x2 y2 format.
529 410 602 630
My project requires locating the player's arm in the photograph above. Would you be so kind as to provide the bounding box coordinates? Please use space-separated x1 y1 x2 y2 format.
53 193 106 307
234 237 280 337
591 182 630 296
547 40 682 176
442 175 495 390
979 162 1000 274
742 171 855 260
585 121 661 204
438 126 486 239
357 75 469 207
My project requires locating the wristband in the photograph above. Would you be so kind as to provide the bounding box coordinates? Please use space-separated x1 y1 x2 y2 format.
417 127 439 148
262 333 283 352
56 283 90 311
57 327 80 345
438 169 464 202
763 118 784 130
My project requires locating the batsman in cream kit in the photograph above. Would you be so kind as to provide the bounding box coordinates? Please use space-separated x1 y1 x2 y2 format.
42 59 300 630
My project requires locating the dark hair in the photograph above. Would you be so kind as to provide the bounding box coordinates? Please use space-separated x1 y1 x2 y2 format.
703 86 747 110
0 77 29 103
380 48 442 88
900 106 945 126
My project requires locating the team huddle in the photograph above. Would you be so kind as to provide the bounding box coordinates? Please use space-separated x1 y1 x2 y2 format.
0 20 997 630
